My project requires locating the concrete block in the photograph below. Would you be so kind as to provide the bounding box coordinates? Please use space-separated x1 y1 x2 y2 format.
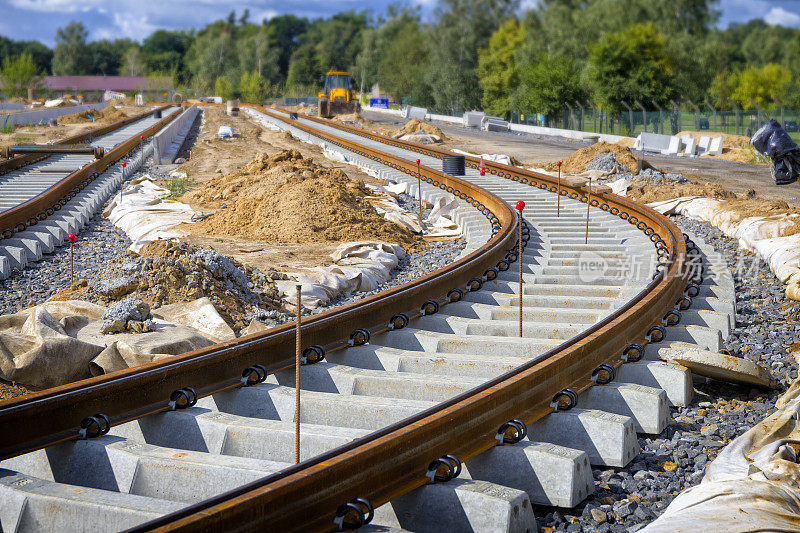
577 383 669 434
373 479 536 533
0 469 183 532
15 228 57 254
663 324 723 351
528 409 639 467
464 441 592 507
615 361 693 406
0 244 27 270
3 237 42 261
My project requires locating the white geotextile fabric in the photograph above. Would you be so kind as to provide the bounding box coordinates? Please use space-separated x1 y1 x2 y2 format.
642 380 800 532
450 148 514 166
104 177 197 252
365 182 462 238
648 197 800 300
275 242 406 308
0 300 215 387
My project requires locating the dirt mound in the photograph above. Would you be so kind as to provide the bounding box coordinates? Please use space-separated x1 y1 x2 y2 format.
392 119 448 142
184 150 418 247
543 141 645 174
49 241 289 332
59 104 127 124
627 179 735 204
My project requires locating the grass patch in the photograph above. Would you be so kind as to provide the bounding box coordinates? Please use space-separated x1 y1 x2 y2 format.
0 116 14 134
748 150 770 165
164 173 194 199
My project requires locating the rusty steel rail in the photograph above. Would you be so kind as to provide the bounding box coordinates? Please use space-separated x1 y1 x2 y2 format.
0 105 688 532
0 104 176 238
120 108 689 532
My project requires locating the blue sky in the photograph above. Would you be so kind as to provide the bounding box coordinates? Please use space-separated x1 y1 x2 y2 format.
1 0 799 47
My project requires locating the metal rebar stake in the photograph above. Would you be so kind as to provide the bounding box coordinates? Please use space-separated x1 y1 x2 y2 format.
518 212 523 338
557 163 562 217
295 284 302 464
416 160 424 235
585 177 591 245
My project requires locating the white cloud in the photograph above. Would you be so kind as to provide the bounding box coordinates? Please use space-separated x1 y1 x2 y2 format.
764 6 800 26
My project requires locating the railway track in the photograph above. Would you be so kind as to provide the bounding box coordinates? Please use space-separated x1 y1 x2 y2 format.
0 105 734 532
0 105 182 279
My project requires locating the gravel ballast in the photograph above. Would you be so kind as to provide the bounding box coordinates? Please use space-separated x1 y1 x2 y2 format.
538 215 796 533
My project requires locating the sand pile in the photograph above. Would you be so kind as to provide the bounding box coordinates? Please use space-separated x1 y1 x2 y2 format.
59 104 127 124
184 150 418 247
50 240 289 332
392 119 448 142
543 141 645 174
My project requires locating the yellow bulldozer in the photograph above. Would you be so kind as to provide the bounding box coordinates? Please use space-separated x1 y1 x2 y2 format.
317 69 360 118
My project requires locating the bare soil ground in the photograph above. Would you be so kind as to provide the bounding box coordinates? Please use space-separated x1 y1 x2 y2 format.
360 110 800 207
168 108 414 271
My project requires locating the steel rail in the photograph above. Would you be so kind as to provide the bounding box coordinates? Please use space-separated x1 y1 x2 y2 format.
0 112 518 461
0 106 687 532
128 108 689 532
0 104 176 238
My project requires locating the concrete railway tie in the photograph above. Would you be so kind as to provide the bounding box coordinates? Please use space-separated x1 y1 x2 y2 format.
0 109 734 532
0 107 181 280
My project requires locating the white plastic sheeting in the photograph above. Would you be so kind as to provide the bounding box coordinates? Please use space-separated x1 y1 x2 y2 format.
450 148 514 167
103 177 197 252
642 380 800 532
275 242 406 308
648 197 800 300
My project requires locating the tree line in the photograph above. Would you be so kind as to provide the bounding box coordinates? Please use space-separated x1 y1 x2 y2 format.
1 0 799 120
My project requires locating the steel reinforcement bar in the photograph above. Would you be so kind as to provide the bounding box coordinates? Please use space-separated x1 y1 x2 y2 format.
0 106 688 532
0 104 177 239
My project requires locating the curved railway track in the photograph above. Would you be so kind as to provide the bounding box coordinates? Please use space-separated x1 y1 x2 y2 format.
0 104 724 532
0 105 181 278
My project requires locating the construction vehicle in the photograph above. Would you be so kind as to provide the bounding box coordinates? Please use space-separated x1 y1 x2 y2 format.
318 69 360 118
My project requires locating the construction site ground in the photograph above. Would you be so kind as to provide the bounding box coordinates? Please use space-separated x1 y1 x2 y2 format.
361 110 800 207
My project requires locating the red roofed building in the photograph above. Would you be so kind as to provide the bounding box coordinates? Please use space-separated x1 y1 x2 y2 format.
43 76 172 92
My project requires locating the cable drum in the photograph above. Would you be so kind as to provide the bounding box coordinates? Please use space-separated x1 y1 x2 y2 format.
441 155 466 176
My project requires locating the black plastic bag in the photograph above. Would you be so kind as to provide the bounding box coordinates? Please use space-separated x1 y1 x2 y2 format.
767 128 799 158
772 152 800 184
751 119 781 154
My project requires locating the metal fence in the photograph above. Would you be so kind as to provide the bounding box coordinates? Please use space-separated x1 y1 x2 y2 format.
510 103 800 141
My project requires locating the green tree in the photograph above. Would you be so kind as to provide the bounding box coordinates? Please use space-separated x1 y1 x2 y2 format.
587 23 674 115
142 30 193 81
514 54 586 124
52 22 90 75
427 0 518 114
186 24 235 93
477 18 524 117
121 46 145 76
239 70 266 103
730 63 791 110
0 53 42 99
214 75 233 100
286 43 320 90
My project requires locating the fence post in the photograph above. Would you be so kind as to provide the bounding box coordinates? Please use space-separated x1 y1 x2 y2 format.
652 100 663 134
749 98 762 128
590 104 598 133
728 98 740 135
670 99 681 133
773 97 785 126
575 101 585 131
688 100 700 130
621 100 633 136
634 100 646 134
704 100 717 131
565 102 574 130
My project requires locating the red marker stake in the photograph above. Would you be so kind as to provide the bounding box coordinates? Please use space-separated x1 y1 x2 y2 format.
556 160 562 217
479 155 485 176
516 200 525 338
416 159 424 236
68 233 75 285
